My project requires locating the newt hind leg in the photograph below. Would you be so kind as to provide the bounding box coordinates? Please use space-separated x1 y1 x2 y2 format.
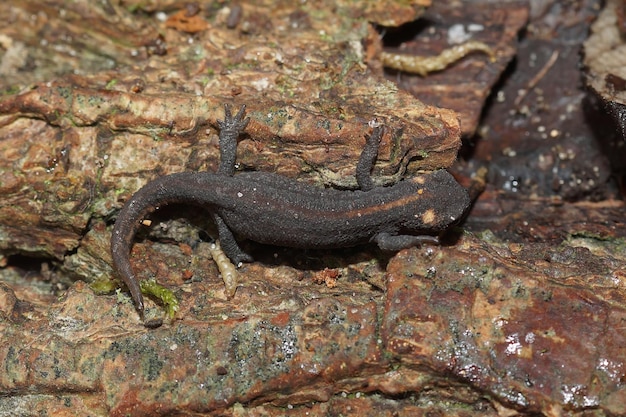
217 104 250 176
214 105 254 265
212 214 253 265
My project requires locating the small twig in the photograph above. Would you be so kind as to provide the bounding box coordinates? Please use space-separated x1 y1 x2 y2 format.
514 50 559 107
468 166 489 203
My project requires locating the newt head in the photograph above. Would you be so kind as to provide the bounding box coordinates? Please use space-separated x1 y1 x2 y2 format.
401 170 470 232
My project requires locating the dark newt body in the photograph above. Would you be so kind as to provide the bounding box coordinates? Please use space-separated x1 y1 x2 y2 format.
111 105 470 313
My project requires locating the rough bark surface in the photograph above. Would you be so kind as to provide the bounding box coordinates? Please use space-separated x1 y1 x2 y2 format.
1 1 625 416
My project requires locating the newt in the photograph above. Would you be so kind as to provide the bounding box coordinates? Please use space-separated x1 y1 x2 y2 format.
110 104 470 313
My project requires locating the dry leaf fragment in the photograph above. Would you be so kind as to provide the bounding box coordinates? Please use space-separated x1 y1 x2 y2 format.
165 7 209 33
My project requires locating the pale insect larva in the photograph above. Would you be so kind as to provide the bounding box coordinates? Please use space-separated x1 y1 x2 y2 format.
208 241 240 298
381 40 496 76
